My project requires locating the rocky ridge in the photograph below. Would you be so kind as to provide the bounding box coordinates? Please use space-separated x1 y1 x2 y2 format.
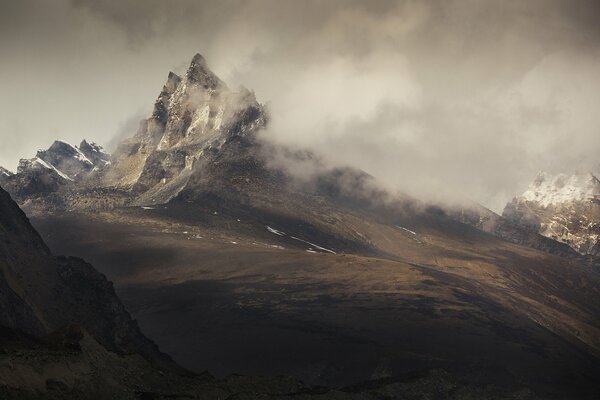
0 185 176 373
103 53 266 206
0 140 109 201
0 166 13 178
503 172 600 255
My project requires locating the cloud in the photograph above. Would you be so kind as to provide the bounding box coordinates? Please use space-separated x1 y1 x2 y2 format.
1 0 599 211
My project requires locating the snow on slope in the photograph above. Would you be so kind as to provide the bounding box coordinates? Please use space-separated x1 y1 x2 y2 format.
521 172 600 207
34 157 74 181
505 171 600 255
63 141 94 165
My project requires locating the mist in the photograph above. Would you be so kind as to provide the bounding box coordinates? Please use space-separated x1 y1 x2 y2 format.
1 0 599 211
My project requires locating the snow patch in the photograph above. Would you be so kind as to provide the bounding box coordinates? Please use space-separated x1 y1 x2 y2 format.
34 158 74 181
396 226 417 235
265 226 334 253
267 226 285 236
290 236 336 254
64 142 94 165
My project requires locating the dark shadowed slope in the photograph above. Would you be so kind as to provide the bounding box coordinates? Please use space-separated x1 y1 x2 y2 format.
2 184 565 400
0 186 174 368
31 196 600 398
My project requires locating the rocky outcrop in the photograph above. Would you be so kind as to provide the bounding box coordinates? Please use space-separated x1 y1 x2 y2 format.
103 53 266 206
451 203 585 261
0 166 13 179
0 140 109 202
503 172 600 255
77 139 110 167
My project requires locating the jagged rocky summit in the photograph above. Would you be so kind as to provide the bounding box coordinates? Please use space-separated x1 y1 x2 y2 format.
503 171 600 255
103 53 267 205
0 53 276 212
0 139 109 200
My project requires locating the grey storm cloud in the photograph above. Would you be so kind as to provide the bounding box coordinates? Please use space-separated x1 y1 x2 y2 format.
1 0 600 211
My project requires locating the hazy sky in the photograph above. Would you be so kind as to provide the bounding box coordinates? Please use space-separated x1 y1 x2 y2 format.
1 0 599 211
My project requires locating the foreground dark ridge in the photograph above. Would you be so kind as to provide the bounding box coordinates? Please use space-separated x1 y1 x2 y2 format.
0 186 180 371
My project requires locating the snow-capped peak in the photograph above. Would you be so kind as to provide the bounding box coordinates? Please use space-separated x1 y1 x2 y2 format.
520 171 600 207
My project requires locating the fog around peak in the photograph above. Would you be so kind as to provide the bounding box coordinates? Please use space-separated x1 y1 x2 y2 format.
1 0 600 211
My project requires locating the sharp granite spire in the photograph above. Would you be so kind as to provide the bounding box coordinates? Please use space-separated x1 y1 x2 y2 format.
185 53 226 89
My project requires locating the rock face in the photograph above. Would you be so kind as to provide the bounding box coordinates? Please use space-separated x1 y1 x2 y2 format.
103 53 266 205
0 140 109 201
0 166 13 178
77 139 111 167
0 185 170 367
503 172 600 255
36 140 107 180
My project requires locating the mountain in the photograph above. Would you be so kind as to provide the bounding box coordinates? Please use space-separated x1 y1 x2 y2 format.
102 53 266 206
503 172 600 256
4 54 593 271
449 202 587 263
0 140 109 203
2 53 600 397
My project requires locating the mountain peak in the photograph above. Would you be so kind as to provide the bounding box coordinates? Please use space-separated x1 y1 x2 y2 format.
165 71 182 92
521 171 600 207
78 139 110 165
1 139 111 200
185 53 225 89
504 171 600 255
104 52 266 203
191 52 206 65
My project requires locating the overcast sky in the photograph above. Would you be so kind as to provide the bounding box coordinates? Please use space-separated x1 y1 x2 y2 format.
1 0 599 211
